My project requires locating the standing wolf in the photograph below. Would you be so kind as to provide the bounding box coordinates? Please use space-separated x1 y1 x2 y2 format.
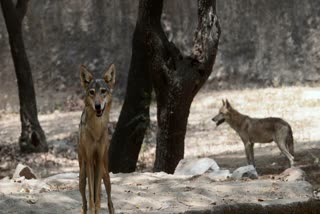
212 99 294 168
78 64 115 214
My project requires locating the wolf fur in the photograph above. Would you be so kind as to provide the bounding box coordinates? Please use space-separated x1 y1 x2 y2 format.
78 64 115 214
212 99 294 167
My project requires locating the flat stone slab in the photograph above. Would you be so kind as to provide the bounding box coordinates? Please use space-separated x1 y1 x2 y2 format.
0 172 318 213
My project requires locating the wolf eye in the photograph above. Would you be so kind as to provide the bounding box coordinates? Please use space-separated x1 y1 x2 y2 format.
101 88 107 94
89 89 95 95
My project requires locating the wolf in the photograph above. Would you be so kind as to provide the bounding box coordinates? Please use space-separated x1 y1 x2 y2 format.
78 64 115 214
212 99 294 168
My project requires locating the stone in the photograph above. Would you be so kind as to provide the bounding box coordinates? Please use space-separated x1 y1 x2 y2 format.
232 165 258 180
25 196 38 204
280 167 306 182
12 163 37 180
174 158 220 176
25 179 51 193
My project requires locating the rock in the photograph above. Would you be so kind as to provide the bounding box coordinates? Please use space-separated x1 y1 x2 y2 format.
25 195 38 204
207 170 231 181
24 179 51 193
20 187 30 193
174 158 220 176
232 165 258 180
280 167 306 181
12 163 37 180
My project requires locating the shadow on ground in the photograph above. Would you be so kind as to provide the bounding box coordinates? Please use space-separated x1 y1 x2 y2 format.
209 141 320 188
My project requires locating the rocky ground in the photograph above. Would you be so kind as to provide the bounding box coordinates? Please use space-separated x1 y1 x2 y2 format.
0 86 320 213
0 170 319 214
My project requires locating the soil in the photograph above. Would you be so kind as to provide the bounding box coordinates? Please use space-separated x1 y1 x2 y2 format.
0 172 317 213
0 86 319 213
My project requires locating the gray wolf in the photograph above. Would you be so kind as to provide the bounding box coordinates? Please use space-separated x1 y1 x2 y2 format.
212 99 294 168
78 64 115 214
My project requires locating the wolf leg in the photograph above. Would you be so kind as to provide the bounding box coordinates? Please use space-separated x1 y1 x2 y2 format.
79 155 87 213
94 157 103 214
277 140 295 167
243 141 255 167
103 150 114 214
86 160 95 214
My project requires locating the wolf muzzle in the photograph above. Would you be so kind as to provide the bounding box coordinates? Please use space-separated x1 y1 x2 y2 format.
95 103 105 117
212 114 225 127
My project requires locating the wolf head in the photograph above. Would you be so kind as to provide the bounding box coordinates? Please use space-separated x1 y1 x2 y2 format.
212 99 232 126
80 64 116 117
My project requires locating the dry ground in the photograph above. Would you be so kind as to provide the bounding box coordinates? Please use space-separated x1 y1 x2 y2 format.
0 172 316 213
0 86 320 188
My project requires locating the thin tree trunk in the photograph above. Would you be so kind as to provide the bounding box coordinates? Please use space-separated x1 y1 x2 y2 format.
109 1 155 172
1 0 48 153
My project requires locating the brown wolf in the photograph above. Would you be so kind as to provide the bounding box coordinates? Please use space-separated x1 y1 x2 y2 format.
78 64 115 214
212 99 294 168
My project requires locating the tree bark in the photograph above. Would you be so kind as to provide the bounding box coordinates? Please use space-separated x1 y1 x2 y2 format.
110 0 220 173
1 0 48 153
144 0 221 173
109 1 156 172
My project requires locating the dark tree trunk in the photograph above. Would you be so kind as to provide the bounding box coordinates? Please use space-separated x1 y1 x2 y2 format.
109 1 154 172
110 0 220 173
144 0 221 173
1 0 48 153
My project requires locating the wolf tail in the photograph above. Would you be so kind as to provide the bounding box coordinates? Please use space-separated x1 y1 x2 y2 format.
286 126 294 157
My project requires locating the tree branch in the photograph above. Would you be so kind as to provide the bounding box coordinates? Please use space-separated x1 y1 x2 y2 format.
192 0 221 68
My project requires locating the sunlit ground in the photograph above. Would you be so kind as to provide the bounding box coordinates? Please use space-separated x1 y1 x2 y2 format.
0 86 319 187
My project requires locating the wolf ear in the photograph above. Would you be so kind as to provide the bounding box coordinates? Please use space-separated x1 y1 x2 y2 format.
80 65 93 89
104 64 116 88
226 99 231 109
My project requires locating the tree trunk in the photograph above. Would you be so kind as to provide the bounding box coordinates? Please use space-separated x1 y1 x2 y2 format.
143 0 221 173
109 1 156 172
1 0 48 153
110 0 220 173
